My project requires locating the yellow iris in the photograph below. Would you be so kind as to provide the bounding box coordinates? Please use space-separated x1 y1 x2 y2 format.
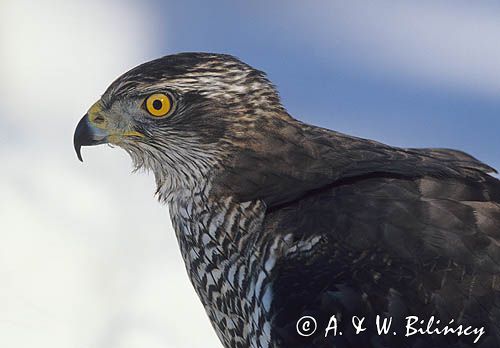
145 93 172 117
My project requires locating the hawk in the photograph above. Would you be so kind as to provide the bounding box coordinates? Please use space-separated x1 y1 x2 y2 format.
74 53 500 348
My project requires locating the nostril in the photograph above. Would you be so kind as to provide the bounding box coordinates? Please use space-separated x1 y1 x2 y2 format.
94 115 105 124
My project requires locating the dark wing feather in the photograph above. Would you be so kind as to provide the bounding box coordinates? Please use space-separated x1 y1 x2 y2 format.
264 173 500 347
214 118 496 208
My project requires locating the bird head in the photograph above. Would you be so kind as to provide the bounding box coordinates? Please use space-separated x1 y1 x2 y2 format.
74 53 288 201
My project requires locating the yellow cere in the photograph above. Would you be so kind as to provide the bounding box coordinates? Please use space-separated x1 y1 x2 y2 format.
146 93 172 117
87 101 107 129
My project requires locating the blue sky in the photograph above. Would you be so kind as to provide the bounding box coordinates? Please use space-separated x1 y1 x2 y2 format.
1 1 499 348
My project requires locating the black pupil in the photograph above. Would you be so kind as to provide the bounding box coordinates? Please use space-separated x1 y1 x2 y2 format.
152 99 163 110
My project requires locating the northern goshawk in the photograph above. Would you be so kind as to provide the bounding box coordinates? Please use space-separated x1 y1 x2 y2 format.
74 53 500 348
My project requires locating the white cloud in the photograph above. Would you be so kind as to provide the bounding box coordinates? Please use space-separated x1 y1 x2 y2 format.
265 0 500 97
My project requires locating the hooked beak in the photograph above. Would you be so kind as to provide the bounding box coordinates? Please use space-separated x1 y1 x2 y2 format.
73 114 109 162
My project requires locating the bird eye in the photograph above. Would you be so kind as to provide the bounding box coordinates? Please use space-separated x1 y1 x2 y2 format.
145 93 172 117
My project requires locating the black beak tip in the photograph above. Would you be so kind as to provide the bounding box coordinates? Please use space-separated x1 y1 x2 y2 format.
74 115 88 162
73 113 109 162
75 143 83 162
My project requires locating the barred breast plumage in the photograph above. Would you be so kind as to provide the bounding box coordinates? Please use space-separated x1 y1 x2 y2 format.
169 186 283 348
